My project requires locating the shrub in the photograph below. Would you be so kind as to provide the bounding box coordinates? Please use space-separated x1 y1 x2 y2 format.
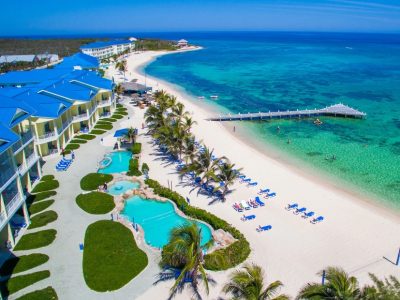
31 180 59 193
116 111 128 116
76 192 115 214
80 173 113 191
0 253 49 276
116 103 123 108
15 286 58 300
94 123 113 130
70 139 87 144
145 179 250 270
14 230 57 251
111 114 124 119
83 220 148 292
131 143 142 155
75 134 96 140
27 191 56 205
29 199 55 215
40 175 55 181
141 163 149 174
127 159 142 176
3 270 50 296
90 129 106 135
28 211 58 229
65 143 80 150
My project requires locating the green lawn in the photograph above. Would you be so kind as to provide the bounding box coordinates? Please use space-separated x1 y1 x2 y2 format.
75 134 96 140
2 270 50 296
14 230 57 251
76 192 115 214
65 143 80 150
83 220 148 292
100 118 117 123
80 173 113 191
111 114 124 119
28 211 58 229
28 200 55 215
15 286 58 300
31 180 59 193
90 129 106 135
40 175 55 181
94 123 113 130
70 139 87 144
0 254 49 276
27 191 56 205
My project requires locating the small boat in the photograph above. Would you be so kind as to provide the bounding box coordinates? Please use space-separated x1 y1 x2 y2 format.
314 118 323 125
210 95 219 99
198 96 205 99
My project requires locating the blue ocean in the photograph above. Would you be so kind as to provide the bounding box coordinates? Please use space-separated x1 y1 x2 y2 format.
144 32 400 208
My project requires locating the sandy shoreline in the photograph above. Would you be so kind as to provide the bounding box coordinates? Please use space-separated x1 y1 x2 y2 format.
109 50 400 298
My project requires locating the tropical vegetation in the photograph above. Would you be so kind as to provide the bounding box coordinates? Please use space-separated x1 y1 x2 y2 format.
223 263 288 300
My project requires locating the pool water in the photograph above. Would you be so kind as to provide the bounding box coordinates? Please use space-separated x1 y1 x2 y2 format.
98 151 131 174
122 195 213 249
108 180 140 195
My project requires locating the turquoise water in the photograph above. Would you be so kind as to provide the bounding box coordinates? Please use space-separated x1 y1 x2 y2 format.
122 195 213 248
145 32 400 209
98 151 131 174
108 180 140 195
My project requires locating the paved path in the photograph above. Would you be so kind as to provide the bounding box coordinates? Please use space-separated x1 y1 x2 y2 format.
11 105 161 300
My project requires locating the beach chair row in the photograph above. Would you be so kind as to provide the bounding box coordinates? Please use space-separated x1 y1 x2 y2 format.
285 203 324 224
56 158 73 171
233 196 265 212
239 214 272 233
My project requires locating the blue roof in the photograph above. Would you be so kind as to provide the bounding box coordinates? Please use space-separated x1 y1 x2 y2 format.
114 128 129 138
55 53 99 70
0 123 20 154
0 68 70 87
0 95 35 128
80 40 131 50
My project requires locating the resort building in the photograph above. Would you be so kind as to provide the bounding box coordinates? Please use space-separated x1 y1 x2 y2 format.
80 40 135 59
0 53 115 250
0 54 59 64
177 39 189 48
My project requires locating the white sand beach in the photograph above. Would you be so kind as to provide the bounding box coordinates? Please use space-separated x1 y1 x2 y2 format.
108 50 400 299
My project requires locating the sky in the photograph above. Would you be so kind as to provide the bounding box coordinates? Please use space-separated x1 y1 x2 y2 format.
2 0 400 36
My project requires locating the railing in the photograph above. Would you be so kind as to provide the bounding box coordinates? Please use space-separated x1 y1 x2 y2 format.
35 131 57 143
72 112 88 122
88 103 97 116
0 166 17 191
21 130 33 144
6 193 23 215
12 141 23 153
98 99 112 107
26 153 39 169
57 119 71 134
17 163 25 174
100 112 111 118
0 211 6 226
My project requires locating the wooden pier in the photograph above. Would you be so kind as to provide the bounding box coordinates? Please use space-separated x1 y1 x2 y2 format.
207 103 366 122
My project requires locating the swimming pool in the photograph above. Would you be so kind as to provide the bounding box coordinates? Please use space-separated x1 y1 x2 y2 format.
121 195 213 249
108 180 140 195
98 151 131 174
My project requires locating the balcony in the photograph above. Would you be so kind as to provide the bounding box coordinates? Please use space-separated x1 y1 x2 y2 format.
6 193 25 219
72 112 88 123
0 167 18 192
88 103 97 116
57 119 71 135
98 99 112 108
12 130 34 154
35 131 57 144
17 153 39 176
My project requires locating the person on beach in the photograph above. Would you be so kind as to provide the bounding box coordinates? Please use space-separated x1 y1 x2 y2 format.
61 148 65 158
103 182 108 192
233 126 236 132
71 150 75 160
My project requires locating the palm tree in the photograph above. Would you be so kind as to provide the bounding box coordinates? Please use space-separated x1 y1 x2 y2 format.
160 223 213 299
360 273 400 300
124 127 137 144
114 83 124 96
182 116 197 133
296 267 360 300
193 146 221 186
223 263 288 300
116 59 127 78
217 161 241 201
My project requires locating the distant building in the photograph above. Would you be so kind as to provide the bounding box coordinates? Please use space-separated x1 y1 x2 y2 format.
80 40 135 59
0 54 59 65
177 39 188 48
129 37 138 42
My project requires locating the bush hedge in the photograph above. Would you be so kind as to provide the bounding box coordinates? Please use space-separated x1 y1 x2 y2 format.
31 180 59 193
83 220 148 292
111 114 124 119
76 192 115 214
80 173 113 191
27 191 56 205
40 175 55 181
14 230 57 251
115 111 128 116
127 159 142 176
28 211 58 229
15 286 58 300
141 163 149 174
90 129 106 135
145 179 250 270
3 270 50 295
0 253 49 276
70 139 87 144
75 134 96 140
131 143 142 155
28 200 55 215
94 124 113 130
116 104 123 108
